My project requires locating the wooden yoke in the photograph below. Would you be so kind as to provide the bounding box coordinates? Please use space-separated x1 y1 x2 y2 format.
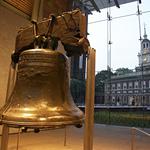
15 9 89 56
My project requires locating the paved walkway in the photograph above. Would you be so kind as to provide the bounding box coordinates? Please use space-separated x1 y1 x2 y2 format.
0 124 149 150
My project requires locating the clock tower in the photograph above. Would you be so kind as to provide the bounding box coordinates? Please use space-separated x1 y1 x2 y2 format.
138 27 150 70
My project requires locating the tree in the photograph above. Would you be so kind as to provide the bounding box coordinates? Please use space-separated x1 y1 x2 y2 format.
95 70 113 104
95 70 113 93
114 68 133 75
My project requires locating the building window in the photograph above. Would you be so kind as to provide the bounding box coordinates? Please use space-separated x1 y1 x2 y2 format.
123 82 127 89
143 43 145 49
117 83 121 90
149 80 150 88
146 43 149 48
106 85 110 91
129 82 133 89
141 81 146 88
79 55 83 69
112 84 115 90
134 81 139 89
105 85 107 91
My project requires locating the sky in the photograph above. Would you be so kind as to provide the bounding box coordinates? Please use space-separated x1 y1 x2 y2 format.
88 0 150 72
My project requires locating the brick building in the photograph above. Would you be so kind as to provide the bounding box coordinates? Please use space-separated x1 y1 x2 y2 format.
105 29 150 106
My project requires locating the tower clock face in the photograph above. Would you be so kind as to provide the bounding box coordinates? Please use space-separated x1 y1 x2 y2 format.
143 55 148 63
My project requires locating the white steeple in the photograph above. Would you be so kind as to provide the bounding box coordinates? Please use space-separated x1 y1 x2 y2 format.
138 26 150 68
143 24 147 39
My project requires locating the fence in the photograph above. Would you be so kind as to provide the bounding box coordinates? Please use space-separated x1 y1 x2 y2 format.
131 127 150 150
78 106 150 128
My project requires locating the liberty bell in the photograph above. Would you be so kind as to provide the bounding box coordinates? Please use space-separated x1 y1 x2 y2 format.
0 35 84 130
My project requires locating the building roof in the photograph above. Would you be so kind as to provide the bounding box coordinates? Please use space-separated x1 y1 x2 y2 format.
142 38 150 43
111 69 150 81
81 0 140 12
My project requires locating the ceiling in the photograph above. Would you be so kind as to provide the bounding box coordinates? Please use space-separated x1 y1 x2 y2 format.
0 0 73 19
0 0 33 19
2 0 33 16
0 0 142 19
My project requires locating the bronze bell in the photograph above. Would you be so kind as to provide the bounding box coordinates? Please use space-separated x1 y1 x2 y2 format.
0 48 84 129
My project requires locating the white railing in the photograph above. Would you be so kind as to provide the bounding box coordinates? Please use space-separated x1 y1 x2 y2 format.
131 127 150 150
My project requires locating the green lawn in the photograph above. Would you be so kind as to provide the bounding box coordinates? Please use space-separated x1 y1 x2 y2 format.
94 110 150 128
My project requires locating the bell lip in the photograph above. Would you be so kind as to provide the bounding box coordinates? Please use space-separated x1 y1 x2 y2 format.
1 119 84 129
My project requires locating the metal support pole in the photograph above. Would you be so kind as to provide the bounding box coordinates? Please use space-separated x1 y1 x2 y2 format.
16 128 21 150
131 128 135 150
107 3 112 106
84 47 96 150
64 127 67 146
31 0 42 23
1 124 9 150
